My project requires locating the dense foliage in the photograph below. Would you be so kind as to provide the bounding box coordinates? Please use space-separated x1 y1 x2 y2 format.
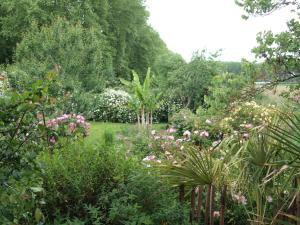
2 0 300 224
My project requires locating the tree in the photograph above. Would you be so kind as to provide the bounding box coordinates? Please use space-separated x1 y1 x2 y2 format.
0 0 166 80
161 50 221 111
236 0 300 83
10 18 109 93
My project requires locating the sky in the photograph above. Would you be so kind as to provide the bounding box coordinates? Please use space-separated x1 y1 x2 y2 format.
145 0 294 62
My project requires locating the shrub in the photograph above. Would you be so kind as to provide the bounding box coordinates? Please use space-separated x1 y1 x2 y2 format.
92 89 136 123
0 76 55 224
38 142 137 222
169 108 199 135
108 169 189 225
219 101 277 135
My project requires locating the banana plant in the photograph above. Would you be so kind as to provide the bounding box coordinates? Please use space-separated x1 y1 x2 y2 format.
121 68 160 127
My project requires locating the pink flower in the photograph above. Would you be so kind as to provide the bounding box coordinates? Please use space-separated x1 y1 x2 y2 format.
167 128 177 133
233 192 247 205
49 136 56 143
245 123 253 129
213 211 220 218
76 115 85 121
68 122 77 133
143 155 156 162
167 136 175 141
200 131 209 137
212 140 221 147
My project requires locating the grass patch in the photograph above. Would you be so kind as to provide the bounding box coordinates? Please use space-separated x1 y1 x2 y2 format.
86 122 167 145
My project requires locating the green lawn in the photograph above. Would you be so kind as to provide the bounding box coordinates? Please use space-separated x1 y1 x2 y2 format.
86 122 167 144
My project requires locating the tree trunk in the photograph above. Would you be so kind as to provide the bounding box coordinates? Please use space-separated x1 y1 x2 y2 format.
205 185 212 225
141 106 145 127
220 185 227 225
137 113 140 127
150 111 153 126
190 188 196 223
146 112 149 127
197 186 203 223
210 185 215 225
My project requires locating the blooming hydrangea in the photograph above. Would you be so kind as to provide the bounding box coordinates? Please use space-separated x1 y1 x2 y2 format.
43 113 90 144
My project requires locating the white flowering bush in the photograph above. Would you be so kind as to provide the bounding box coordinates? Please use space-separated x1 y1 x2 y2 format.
92 89 136 123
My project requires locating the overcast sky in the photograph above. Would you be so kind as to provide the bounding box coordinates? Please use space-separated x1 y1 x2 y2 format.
145 0 294 62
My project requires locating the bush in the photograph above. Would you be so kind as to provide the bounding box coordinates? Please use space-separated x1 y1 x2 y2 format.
0 77 55 224
38 141 137 222
169 108 199 135
92 89 136 123
219 101 277 135
108 169 189 225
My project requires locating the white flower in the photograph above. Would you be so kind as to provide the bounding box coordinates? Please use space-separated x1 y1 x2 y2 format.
165 151 171 155
151 130 156 135
266 195 273 203
183 130 191 137
206 119 212 125
194 130 199 135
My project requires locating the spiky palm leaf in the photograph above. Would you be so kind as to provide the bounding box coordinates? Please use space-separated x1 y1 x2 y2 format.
159 147 224 187
268 114 300 167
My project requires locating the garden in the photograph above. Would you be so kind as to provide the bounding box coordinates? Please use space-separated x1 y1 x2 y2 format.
1 0 300 224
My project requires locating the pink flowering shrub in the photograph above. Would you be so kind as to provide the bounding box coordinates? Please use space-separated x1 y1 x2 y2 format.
42 114 89 144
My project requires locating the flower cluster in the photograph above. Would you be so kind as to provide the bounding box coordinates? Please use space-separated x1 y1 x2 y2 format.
147 126 220 166
232 192 247 205
220 101 277 138
42 113 89 144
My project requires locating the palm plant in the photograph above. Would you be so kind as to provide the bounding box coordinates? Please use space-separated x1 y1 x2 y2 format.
159 146 229 225
227 126 296 225
268 113 300 224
